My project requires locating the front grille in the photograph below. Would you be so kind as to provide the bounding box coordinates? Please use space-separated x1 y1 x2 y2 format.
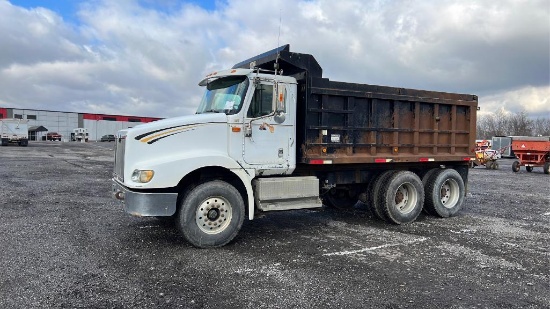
114 135 126 181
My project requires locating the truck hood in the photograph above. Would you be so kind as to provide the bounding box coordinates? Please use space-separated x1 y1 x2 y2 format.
126 113 227 143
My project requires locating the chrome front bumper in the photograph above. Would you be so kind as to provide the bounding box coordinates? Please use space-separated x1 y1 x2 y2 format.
112 179 177 217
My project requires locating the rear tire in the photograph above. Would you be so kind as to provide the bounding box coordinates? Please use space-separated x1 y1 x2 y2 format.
364 176 379 215
485 161 493 169
491 161 499 170
176 180 244 248
544 162 550 174
421 168 440 215
1 138 7 146
512 161 520 172
424 169 465 218
365 175 381 208
371 170 398 222
380 171 424 224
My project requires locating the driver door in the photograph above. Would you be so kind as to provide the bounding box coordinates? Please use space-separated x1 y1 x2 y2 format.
243 82 292 172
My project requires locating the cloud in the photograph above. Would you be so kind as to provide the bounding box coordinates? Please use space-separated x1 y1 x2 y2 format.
481 85 550 117
0 0 548 118
0 4 84 66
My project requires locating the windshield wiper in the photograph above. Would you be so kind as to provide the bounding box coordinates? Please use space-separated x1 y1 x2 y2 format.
203 109 221 113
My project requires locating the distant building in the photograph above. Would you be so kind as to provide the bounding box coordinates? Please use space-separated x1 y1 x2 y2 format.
0 107 161 141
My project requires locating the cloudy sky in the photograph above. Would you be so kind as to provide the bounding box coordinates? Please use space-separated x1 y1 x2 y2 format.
1 0 548 118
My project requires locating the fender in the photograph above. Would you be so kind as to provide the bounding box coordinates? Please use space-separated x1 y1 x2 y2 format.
126 152 256 220
229 167 256 221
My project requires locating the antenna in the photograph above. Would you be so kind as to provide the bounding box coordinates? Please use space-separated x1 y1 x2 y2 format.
274 8 282 74
277 9 281 49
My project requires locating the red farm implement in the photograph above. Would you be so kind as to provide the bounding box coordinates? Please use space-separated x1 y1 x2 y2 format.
511 137 550 174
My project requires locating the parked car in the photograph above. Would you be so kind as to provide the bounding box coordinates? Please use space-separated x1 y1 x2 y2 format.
100 134 116 142
46 132 62 141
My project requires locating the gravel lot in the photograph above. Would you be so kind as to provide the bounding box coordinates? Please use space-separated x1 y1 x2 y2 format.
1 142 549 308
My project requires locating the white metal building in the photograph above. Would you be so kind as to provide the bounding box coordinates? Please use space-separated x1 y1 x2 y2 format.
0 107 161 141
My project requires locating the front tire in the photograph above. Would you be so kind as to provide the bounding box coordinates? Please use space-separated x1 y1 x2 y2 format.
526 166 533 172
177 180 244 248
512 161 520 172
544 162 550 174
424 169 465 218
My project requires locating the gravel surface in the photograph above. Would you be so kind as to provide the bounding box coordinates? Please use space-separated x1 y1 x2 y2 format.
1 142 549 308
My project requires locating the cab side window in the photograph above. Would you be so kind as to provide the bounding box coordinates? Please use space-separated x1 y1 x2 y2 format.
247 84 273 118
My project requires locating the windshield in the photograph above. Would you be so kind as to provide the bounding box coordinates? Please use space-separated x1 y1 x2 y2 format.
196 75 249 115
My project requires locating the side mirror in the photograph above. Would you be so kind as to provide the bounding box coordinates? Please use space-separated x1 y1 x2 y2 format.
273 82 286 124
274 111 286 124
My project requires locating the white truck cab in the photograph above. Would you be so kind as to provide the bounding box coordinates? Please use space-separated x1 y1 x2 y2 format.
72 128 89 142
113 67 320 247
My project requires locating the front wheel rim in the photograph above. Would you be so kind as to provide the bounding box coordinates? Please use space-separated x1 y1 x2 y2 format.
440 179 460 209
195 197 232 234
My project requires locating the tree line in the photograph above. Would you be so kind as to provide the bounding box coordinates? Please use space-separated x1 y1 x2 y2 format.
476 109 550 140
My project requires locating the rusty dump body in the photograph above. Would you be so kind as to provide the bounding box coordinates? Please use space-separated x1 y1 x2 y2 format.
234 45 478 167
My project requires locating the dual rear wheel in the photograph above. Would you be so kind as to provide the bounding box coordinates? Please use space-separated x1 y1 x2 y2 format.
368 168 465 224
423 169 465 218
378 171 424 224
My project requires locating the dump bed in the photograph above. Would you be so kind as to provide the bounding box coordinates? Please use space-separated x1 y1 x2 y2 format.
1 118 29 138
234 45 478 164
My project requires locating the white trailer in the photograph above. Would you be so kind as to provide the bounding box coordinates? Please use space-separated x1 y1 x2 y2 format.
1 118 29 146
0 118 29 146
492 136 514 158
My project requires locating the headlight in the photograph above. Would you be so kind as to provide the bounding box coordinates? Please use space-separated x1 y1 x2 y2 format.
131 169 155 183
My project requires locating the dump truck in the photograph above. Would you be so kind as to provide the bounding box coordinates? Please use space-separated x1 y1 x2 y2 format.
112 45 478 248
1 118 29 146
